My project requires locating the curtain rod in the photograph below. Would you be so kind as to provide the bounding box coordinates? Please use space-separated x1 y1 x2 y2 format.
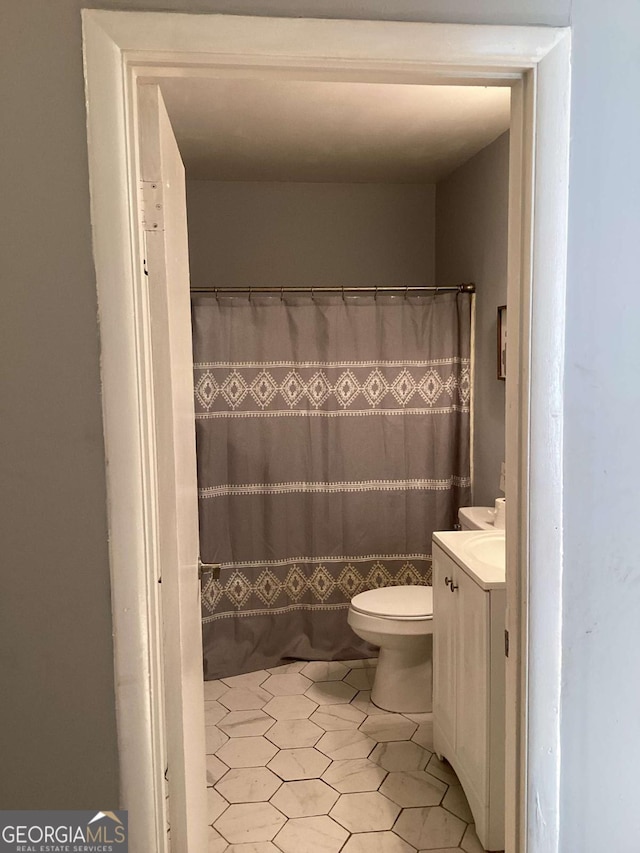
190 283 475 295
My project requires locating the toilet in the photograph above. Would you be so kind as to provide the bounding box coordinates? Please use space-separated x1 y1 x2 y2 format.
347 585 433 713
458 506 496 530
347 506 495 713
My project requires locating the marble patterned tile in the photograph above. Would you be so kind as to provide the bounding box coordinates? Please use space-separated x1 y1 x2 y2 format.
329 791 400 832
411 721 434 751
219 687 272 712
206 725 230 755
350 690 387 715
216 802 286 844
207 787 229 823
206 754 229 787
425 754 459 786
216 736 278 768
208 826 229 852
267 747 331 781
221 670 270 690
394 806 466 849
263 695 318 720
343 668 376 690
270 779 339 818
273 816 348 853
310 703 366 731
265 718 323 748
316 729 376 760
442 784 474 823
370 740 431 772
321 757 387 793
301 661 349 682
227 844 280 853
305 681 357 705
218 710 275 737
460 823 486 853
342 831 415 853
266 661 307 675
205 700 228 727
215 767 282 803
262 673 313 696
204 680 229 701
360 714 418 743
379 770 447 808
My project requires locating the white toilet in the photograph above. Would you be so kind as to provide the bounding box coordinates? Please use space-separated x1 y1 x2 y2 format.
458 506 496 530
347 506 495 713
347 585 433 713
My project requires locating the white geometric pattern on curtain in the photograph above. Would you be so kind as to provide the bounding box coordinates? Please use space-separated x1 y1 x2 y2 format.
192 293 472 679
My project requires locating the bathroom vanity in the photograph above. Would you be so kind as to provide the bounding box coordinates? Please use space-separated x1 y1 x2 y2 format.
432 530 506 852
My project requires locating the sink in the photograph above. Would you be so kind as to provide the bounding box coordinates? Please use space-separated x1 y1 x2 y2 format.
460 532 505 574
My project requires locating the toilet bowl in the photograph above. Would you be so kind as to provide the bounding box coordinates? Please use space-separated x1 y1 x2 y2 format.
347 585 433 713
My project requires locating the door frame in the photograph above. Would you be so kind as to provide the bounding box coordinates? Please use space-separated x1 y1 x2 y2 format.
82 11 570 852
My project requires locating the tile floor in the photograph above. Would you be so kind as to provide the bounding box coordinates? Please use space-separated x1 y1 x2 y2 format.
204 659 500 853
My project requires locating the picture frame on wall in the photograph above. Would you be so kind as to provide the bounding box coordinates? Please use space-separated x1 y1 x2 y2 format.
497 305 507 380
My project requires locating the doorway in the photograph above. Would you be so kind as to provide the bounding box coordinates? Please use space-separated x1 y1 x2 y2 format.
83 12 570 852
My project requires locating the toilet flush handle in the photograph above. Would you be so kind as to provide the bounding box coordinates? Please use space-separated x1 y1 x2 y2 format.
445 576 452 587
450 580 459 592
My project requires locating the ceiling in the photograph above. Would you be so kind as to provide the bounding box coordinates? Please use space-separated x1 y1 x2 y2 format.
160 78 510 184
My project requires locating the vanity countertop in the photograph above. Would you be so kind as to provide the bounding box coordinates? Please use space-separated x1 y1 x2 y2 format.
433 530 506 590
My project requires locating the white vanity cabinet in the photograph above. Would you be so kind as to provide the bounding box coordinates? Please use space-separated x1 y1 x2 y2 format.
432 532 506 852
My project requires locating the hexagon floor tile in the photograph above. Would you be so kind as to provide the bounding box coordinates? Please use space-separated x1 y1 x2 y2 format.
204 661 490 853
360 714 418 743
273 816 349 853
263 694 318 720
309 703 366 731
301 661 350 682
321 758 387 793
215 802 286 844
370 739 431 772
379 769 447 808
267 747 331 781
215 767 282 803
342 831 415 853
316 729 376 760
305 680 357 705
265 718 324 748
216 736 278 768
262 672 313 696
270 779 339 817
329 791 401 833
219 686 272 712
218 709 275 737
394 806 467 849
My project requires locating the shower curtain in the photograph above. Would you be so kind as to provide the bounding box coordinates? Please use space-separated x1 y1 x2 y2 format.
193 292 472 679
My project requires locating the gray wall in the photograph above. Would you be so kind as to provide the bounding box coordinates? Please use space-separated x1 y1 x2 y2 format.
10 3 640 850
186 181 436 289
436 133 509 507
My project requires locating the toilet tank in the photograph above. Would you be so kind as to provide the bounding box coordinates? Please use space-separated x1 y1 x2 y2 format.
458 506 495 530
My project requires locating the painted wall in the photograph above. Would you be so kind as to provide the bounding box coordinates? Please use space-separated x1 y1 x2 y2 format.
11 3 640 849
436 133 509 507
186 181 436 289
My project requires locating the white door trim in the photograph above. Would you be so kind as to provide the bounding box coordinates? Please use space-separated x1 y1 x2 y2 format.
82 12 570 852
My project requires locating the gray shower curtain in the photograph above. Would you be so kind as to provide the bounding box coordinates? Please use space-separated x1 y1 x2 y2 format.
193 292 472 679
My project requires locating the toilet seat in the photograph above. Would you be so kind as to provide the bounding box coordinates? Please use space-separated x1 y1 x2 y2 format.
350 585 433 621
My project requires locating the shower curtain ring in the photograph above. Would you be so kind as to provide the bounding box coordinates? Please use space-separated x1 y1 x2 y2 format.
280 286 284 301
248 286 252 300
214 287 219 301
341 286 345 302
404 285 409 299
375 286 379 301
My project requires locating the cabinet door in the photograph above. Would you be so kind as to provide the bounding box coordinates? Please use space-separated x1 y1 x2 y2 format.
433 547 457 752
455 567 490 805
